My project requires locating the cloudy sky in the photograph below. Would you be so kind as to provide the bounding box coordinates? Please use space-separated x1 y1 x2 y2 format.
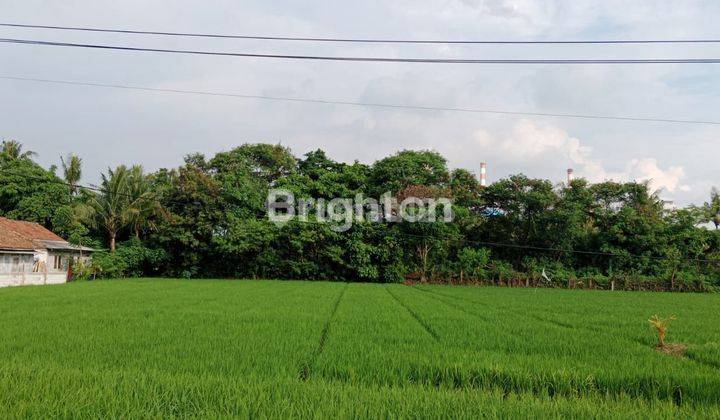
1 0 718 205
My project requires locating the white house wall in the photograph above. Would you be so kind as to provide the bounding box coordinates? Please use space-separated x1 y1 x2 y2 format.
0 251 72 288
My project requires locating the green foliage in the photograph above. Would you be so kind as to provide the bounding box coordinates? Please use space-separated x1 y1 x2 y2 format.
0 155 77 233
82 165 164 252
114 239 169 277
69 258 94 281
456 247 490 281
489 260 518 284
0 139 36 161
90 252 128 279
700 188 720 229
2 139 720 289
369 149 449 196
87 240 169 279
60 153 82 195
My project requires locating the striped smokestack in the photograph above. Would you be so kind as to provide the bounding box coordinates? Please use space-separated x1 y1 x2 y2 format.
480 162 487 187
567 168 574 183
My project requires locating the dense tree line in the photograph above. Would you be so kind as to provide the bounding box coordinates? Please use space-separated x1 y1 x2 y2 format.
2 139 719 291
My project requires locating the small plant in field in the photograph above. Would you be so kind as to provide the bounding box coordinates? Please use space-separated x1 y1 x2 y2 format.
649 314 675 347
649 314 685 356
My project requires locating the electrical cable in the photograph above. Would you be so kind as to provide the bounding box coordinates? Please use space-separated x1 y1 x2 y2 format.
3 37 720 64
2 22 720 45
2 75 719 126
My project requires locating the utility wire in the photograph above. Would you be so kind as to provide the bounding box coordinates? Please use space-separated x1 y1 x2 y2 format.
3 37 720 64
2 23 720 45
3 168 719 264
2 75 719 126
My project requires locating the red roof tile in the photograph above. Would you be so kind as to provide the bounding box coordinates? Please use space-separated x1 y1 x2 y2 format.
0 217 65 250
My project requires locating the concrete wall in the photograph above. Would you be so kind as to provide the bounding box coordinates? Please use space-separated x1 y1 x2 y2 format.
0 251 71 288
0 272 67 287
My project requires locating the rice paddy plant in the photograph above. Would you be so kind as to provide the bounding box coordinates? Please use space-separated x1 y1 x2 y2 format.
0 279 719 417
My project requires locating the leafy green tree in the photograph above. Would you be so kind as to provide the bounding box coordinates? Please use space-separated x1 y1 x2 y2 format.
0 140 717 288
398 214 459 283
456 247 490 281
370 150 449 196
280 150 369 199
450 168 482 208
210 144 296 218
478 175 558 262
148 156 223 277
589 181 666 273
0 150 71 228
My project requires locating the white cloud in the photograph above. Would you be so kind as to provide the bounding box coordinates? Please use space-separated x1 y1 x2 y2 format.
0 0 716 207
475 120 690 194
624 158 690 193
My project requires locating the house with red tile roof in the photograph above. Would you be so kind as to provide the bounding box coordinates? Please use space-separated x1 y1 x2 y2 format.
0 217 93 287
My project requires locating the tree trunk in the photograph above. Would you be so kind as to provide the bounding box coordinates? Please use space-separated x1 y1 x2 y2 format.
670 267 677 291
110 233 117 252
417 243 431 283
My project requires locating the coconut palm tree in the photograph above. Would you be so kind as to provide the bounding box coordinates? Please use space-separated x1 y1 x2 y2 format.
125 165 165 239
1 140 36 161
60 154 82 195
83 165 166 251
86 166 133 252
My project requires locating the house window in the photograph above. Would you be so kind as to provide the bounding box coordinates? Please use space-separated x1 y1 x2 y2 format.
11 257 20 272
53 255 63 270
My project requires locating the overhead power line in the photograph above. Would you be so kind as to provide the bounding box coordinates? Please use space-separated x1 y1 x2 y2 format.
2 37 720 64
2 75 718 126
2 22 720 45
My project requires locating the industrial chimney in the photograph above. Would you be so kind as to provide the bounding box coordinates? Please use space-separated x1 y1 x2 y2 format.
567 168 574 183
480 162 487 187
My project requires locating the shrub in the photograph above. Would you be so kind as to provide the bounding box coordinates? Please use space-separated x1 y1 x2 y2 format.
384 262 407 283
577 267 608 289
69 258 94 281
489 260 517 285
90 252 128 279
456 247 490 281
115 238 169 277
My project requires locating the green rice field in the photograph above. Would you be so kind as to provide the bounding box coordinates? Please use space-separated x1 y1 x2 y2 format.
1 279 719 418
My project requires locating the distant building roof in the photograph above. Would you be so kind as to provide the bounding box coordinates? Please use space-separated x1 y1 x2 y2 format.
0 217 93 252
